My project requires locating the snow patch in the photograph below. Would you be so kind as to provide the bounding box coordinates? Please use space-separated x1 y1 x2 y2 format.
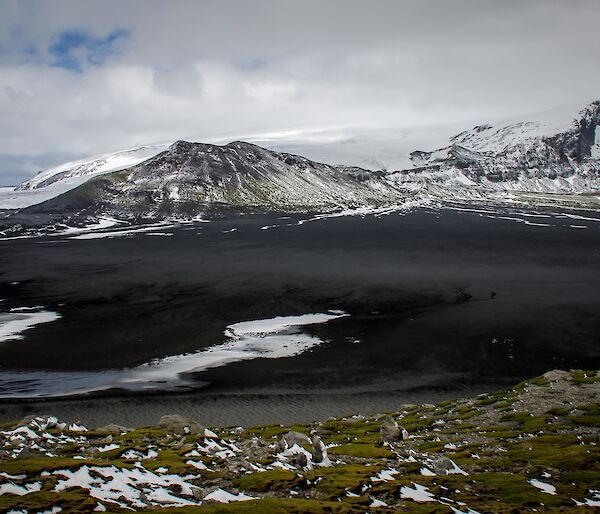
0 309 61 343
529 478 557 495
400 483 436 502
0 311 347 398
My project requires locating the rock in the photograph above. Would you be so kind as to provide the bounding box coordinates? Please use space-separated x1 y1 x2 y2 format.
380 417 408 442
190 486 204 501
227 457 254 473
294 451 308 468
198 486 221 502
283 430 311 447
170 437 186 449
311 435 327 464
16 415 57 430
96 423 129 435
167 484 184 496
432 456 454 475
159 415 205 436
275 439 287 453
15 448 37 460
543 369 571 382
98 435 113 445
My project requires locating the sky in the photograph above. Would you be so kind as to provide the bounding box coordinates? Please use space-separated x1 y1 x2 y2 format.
0 0 599 185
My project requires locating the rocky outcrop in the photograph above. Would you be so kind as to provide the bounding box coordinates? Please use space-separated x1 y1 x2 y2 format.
158 414 205 435
16 140 407 223
390 100 600 196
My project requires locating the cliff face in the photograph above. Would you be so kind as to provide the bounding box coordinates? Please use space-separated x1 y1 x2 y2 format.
393 101 600 192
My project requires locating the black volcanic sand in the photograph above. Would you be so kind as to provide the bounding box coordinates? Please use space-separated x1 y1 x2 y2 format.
1 207 600 426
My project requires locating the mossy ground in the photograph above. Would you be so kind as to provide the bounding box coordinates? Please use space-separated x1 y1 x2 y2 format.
1 370 599 513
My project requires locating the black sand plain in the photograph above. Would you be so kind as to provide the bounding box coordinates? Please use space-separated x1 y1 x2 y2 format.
0 206 599 426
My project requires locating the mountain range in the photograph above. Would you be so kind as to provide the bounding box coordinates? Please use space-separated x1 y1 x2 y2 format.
1 100 599 230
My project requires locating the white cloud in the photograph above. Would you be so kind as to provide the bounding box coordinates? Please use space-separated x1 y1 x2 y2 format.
0 0 599 184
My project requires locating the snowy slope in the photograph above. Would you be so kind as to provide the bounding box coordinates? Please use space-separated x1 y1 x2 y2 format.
0 143 170 209
388 100 600 195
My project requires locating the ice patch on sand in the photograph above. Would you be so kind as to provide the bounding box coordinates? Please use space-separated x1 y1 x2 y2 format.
0 311 347 398
0 309 61 343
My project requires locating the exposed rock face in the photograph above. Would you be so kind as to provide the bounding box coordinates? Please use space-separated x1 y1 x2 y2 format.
158 414 205 436
20 141 406 221
390 100 600 195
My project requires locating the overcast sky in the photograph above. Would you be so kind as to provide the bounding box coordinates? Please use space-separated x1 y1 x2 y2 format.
1 0 599 185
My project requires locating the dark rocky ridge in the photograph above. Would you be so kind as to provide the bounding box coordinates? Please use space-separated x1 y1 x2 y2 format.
11 141 406 224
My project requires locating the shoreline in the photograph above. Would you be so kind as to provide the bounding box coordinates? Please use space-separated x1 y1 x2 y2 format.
0 378 512 428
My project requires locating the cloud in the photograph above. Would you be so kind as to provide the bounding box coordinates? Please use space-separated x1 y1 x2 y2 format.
48 29 128 71
0 0 599 184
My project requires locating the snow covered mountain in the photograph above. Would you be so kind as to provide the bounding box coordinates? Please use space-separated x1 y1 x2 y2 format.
0 143 171 209
388 101 600 196
2 100 599 220
20 140 407 221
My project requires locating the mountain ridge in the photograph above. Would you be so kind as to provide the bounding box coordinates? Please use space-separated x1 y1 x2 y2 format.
1 100 600 224
18 139 407 222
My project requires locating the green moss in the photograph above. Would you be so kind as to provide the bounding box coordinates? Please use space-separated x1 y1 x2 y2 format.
396 413 436 432
437 472 557 508
566 404 600 427
506 434 600 470
328 443 392 458
306 464 378 499
142 449 199 474
243 424 291 439
417 440 446 453
571 370 600 385
164 497 366 513
114 426 170 442
0 489 100 513
500 412 548 433
0 457 96 476
519 375 549 388
234 470 301 493
546 406 572 416
475 388 517 407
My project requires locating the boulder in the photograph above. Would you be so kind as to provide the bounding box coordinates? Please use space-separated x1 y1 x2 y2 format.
294 451 308 468
432 456 454 475
96 423 129 435
311 435 328 464
98 435 113 445
283 430 311 447
380 417 408 442
275 439 287 453
227 456 255 473
159 415 205 436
